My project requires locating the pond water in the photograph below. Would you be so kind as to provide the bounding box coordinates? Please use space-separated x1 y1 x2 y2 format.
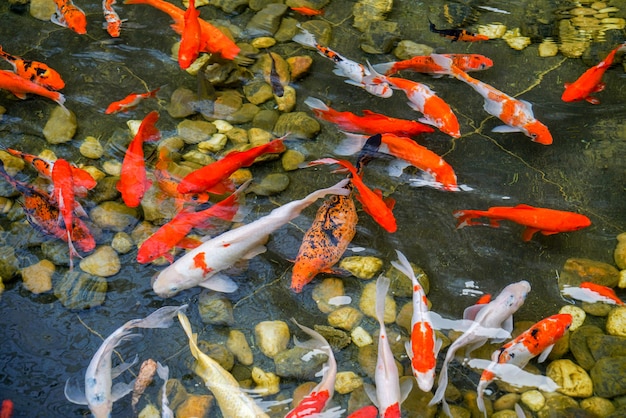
0 0 625 417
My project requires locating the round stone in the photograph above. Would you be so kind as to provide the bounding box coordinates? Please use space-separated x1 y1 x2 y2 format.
546 359 593 397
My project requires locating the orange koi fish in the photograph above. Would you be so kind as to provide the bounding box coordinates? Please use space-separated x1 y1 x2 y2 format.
103 0 123 37
429 20 489 42
474 313 572 416
178 0 201 70
336 132 458 191
364 65 460 138
52 158 80 269
0 46 65 90
177 137 286 195
453 204 592 241
105 87 160 114
561 282 625 306
304 97 434 137
137 180 248 264
290 6 324 16
52 0 88 34
431 54 553 145
0 69 66 111
123 0 240 60
372 53 493 76
561 44 622 104
116 111 161 207
0 400 13 418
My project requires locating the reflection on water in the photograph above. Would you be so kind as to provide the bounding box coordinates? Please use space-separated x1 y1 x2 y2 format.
0 0 625 417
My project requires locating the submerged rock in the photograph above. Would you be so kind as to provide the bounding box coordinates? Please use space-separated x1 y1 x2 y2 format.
546 359 593 397
43 107 77 144
328 306 363 331
90 202 139 232
255 320 290 358
339 256 383 280
79 246 121 277
248 173 290 196
359 281 396 323
0 246 19 283
245 3 288 37
274 346 328 380
198 291 235 326
226 329 254 366
54 270 107 310
590 356 626 397
274 112 320 139
21 259 55 294
606 306 626 336
175 394 213 418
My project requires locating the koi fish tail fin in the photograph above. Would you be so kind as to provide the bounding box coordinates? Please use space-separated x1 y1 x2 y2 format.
371 61 397 76
307 178 351 201
452 209 484 228
375 275 390 327
476 377 491 417
335 132 368 156
292 26 318 49
391 250 416 282
54 92 69 115
304 96 330 114
267 137 288 154
128 304 188 330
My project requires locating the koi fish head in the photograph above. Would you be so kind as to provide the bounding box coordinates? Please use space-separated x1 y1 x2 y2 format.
152 267 187 298
465 54 494 71
556 212 592 232
524 121 553 145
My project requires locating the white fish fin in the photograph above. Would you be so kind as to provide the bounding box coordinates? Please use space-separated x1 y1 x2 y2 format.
242 244 267 260
387 159 411 177
156 361 169 382
334 132 367 156
292 28 317 48
400 376 413 402
429 54 454 74
519 99 534 114
463 303 485 321
429 360 448 406
391 250 414 281
127 305 188 330
304 96 329 112
111 354 139 379
343 78 364 87
491 125 523 133
375 275 391 325
537 344 554 363
430 311 474 332
404 340 413 361
64 377 88 405
199 273 238 293
112 380 135 402
306 405 345 418
363 382 379 407
50 10 68 28
417 116 437 127
501 315 514 337
371 61 395 75
467 359 559 392
515 403 526 418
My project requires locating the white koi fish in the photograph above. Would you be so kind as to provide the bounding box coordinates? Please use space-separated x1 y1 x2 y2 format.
391 250 441 392
177 311 269 417
152 179 351 298
156 361 174 418
428 280 530 415
64 305 187 418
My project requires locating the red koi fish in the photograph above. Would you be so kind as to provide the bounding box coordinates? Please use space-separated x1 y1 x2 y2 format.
52 158 80 269
290 6 324 16
347 405 378 418
116 111 161 207
431 54 553 145
123 0 240 60
103 0 123 37
561 44 622 104
105 87 160 114
0 46 65 90
453 204 592 241
52 0 87 34
0 400 13 418
562 282 625 306
137 180 248 264
336 132 458 191
0 69 66 111
304 97 434 137
372 53 493 76
178 0 201 69
177 137 286 195
475 313 572 416
429 20 489 42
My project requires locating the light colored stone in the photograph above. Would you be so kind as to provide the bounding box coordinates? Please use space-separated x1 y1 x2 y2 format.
276 85 296 113
79 246 121 277
255 320 290 358
80 136 104 159
359 281 396 323
21 259 55 294
606 306 626 336
520 389 545 411
137 403 160 418
546 359 593 397
312 278 345 314
251 36 276 48
339 256 383 280
177 119 217 144
82 166 105 182
538 39 559 57
43 107 77 144
198 133 228 153
111 232 134 254
477 23 507 39
213 120 233 133
614 232 626 270
334 371 362 394
559 305 585 331
102 160 122 176
351 326 373 347
619 270 626 289
251 367 280 395
328 306 363 331
580 396 616 416
226 329 254 365
30 0 56 21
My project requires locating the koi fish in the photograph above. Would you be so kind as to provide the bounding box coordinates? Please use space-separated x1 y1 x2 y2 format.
0 46 65 90
137 180 249 264
364 275 413 417
178 0 201 69
347 405 378 418
429 20 489 42
0 400 13 418
391 250 441 392
123 0 240 60
51 158 80 269
153 179 351 297
290 189 357 293
561 282 625 305
285 320 341 417
0 69 66 111
453 204 592 242
177 311 270 417
474 313 572 416
364 65 460 138
291 6 324 16
116 111 161 207
177 137 286 195
267 52 285 98
105 87 160 114
304 97 434 137
131 359 157 411
52 0 88 34
561 44 622 104
429 280 531 415
335 132 458 191
430 54 553 145
156 362 174 418
372 54 493 76
64 305 187 418
103 0 123 37
292 27 392 98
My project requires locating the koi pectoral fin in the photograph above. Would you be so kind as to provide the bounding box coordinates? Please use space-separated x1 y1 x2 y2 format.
64 377 88 405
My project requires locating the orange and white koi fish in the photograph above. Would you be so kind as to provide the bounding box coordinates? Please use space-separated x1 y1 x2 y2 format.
392 250 441 392
561 282 625 305
65 305 187 418
292 27 392 98
0 69 66 111
431 54 553 145
0 46 65 90
105 87 160 114
116 111 161 207
51 158 80 269
453 204 592 242
124 0 240 60
285 320 343 418
152 179 351 297
304 97 434 136
561 44 623 104
429 20 489 42
474 313 572 416
429 281 531 415
137 180 248 264
290 6 324 16
178 0 201 69
0 400 13 418
177 137 286 195
52 0 87 34
290 187 357 293
372 54 493 77
364 275 413 417
336 132 459 191
103 0 123 37
364 65 460 138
